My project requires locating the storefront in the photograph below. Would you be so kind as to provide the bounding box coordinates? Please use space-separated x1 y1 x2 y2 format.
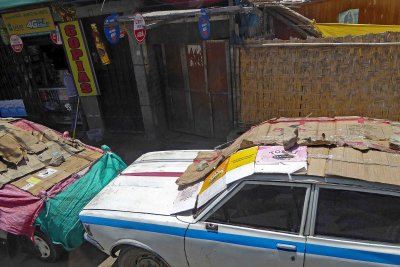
0 6 82 130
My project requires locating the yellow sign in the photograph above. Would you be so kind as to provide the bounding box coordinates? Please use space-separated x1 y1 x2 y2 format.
226 146 258 172
199 159 229 194
2 7 55 36
316 23 400 37
59 20 99 96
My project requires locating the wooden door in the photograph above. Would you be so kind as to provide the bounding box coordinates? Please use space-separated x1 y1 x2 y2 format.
163 41 232 138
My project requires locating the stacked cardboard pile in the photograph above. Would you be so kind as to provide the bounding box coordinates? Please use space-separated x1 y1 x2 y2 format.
0 119 102 195
177 116 400 187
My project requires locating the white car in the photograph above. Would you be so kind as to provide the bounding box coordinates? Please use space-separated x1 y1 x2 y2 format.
80 149 400 267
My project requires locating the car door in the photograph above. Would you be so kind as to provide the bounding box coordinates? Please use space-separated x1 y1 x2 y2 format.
305 185 400 267
185 181 311 267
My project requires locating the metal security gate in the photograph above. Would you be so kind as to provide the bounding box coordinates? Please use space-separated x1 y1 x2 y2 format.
0 45 43 120
163 41 232 138
81 16 144 133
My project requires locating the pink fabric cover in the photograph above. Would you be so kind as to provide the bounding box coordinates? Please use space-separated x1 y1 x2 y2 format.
0 174 79 238
0 119 101 237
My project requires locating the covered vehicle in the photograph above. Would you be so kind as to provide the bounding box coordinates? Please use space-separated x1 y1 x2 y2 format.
80 116 400 267
0 119 126 261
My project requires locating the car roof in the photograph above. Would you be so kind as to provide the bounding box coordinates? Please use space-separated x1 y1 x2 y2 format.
239 173 400 193
178 116 400 189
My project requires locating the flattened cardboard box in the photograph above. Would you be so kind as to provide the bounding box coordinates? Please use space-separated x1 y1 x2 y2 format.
12 153 93 196
306 147 400 186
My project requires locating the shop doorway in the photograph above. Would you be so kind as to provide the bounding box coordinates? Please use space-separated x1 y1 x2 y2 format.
163 41 232 138
0 35 83 131
81 15 144 133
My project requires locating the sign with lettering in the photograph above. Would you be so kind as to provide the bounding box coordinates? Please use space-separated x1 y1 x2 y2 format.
133 13 146 43
50 26 62 45
59 20 99 96
104 14 120 44
2 7 55 37
10 35 23 53
198 9 211 40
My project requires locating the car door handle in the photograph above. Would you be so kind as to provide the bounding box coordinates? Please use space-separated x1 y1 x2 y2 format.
205 223 218 232
276 243 297 252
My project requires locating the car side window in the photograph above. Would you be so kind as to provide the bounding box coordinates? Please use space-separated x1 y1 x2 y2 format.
315 188 400 244
207 184 307 234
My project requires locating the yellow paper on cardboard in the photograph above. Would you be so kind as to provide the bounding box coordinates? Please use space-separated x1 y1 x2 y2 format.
199 158 229 194
226 146 258 172
26 176 42 185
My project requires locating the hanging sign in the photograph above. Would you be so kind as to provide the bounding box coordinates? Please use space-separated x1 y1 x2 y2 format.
10 35 23 53
133 13 146 44
91 23 111 65
50 26 62 45
59 20 99 97
198 9 211 40
104 14 120 44
2 7 56 37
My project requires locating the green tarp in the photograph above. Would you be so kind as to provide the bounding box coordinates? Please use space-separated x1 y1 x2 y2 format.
35 145 127 250
0 0 50 10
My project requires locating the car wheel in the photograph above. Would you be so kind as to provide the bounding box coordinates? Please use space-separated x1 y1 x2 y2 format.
118 247 169 267
33 230 64 262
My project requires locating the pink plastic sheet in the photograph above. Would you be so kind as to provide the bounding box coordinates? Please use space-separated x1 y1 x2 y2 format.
0 175 79 238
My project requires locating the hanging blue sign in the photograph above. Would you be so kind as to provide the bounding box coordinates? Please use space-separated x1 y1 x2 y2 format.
104 13 120 44
198 9 211 40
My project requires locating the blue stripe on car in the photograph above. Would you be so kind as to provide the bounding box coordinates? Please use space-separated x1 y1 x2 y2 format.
80 215 187 237
79 215 400 265
306 244 400 265
186 228 305 253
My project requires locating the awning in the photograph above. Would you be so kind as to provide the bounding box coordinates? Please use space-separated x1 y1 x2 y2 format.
316 23 400 37
0 0 50 11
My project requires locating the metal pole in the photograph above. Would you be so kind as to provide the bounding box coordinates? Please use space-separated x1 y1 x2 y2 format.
72 97 80 139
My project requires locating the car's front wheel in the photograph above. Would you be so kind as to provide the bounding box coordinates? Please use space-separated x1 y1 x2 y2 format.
118 247 169 267
32 230 64 262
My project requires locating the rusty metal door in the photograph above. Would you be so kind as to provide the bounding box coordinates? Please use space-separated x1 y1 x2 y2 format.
163 41 232 138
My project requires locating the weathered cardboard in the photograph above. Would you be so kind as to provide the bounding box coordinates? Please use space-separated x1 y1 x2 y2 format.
307 147 400 186
12 153 93 196
3 155 45 182
177 116 400 186
0 119 103 193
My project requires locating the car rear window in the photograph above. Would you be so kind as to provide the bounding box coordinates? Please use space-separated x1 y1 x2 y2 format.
315 188 400 244
207 184 307 234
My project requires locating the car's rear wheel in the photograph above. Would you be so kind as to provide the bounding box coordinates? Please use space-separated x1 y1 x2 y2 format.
33 230 64 262
118 247 168 267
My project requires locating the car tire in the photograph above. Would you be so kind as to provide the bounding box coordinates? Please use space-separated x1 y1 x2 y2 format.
118 247 169 267
33 230 64 262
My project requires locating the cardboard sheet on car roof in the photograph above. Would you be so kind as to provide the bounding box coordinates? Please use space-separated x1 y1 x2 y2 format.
0 118 103 195
176 116 400 187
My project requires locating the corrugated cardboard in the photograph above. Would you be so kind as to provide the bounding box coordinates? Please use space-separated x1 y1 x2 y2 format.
177 116 400 186
0 119 103 192
11 152 94 196
3 155 45 182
